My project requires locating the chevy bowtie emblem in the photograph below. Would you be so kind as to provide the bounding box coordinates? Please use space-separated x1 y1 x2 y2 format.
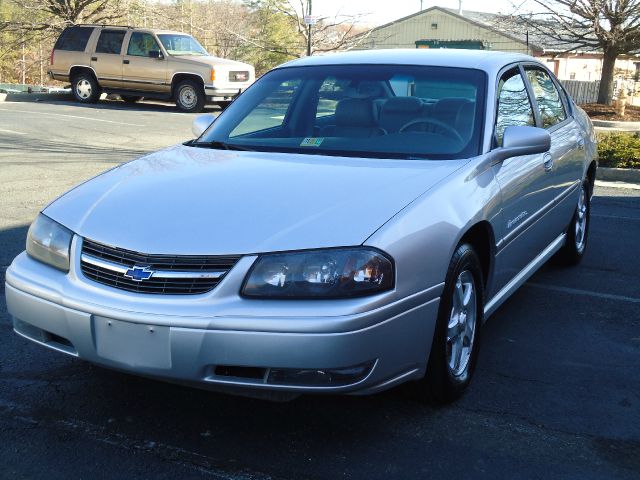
124 266 154 282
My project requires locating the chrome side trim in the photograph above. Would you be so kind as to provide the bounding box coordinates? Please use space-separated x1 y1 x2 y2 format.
484 232 566 319
80 253 225 279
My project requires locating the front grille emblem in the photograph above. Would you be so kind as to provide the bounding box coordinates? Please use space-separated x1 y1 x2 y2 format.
124 266 154 282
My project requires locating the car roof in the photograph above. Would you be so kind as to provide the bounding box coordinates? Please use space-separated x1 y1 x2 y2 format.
279 49 539 74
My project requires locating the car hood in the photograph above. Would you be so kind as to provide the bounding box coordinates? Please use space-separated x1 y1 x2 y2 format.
44 145 465 255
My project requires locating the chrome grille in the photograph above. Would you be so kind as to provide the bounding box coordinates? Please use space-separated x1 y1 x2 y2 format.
80 238 240 295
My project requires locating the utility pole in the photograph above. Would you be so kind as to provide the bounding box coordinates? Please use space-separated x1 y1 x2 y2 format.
307 0 312 56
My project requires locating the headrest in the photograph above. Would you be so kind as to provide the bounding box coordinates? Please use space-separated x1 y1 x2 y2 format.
380 96 423 114
334 98 377 127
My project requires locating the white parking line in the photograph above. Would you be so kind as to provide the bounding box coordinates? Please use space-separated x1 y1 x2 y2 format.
592 213 640 222
0 107 145 127
0 128 26 135
526 282 640 304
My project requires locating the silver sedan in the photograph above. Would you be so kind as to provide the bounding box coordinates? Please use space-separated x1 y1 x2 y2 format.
5 50 596 403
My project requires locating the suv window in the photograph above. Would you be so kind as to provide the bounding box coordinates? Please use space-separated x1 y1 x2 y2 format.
54 27 93 52
127 32 160 57
525 68 567 128
95 30 126 55
495 69 535 145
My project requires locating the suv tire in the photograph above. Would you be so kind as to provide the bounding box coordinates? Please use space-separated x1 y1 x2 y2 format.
72 72 100 104
175 80 205 113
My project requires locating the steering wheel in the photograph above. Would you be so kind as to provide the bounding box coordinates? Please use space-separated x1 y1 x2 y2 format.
399 118 463 141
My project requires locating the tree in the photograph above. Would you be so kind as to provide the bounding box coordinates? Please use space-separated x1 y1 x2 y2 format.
19 0 125 28
520 0 640 105
245 0 370 58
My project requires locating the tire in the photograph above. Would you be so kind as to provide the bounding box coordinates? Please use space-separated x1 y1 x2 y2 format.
415 243 484 404
556 179 591 265
121 95 143 103
175 80 205 113
71 72 100 104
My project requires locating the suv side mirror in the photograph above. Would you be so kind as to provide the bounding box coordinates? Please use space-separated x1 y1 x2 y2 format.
149 50 163 59
192 114 216 137
493 126 550 163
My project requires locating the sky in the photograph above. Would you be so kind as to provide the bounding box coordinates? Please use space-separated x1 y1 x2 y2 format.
311 0 534 26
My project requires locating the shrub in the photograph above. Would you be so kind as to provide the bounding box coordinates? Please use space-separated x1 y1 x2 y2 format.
597 132 640 169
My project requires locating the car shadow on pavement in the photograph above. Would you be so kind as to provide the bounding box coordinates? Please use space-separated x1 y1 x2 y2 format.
32 98 223 114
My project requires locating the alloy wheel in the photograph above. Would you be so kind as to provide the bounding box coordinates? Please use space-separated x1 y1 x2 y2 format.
575 185 588 252
447 270 477 378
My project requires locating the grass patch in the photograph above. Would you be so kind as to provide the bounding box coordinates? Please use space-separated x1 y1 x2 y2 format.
596 132 640 169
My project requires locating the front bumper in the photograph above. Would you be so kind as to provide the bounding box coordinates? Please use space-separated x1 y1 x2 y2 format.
204 86 245 101
5 250 442 397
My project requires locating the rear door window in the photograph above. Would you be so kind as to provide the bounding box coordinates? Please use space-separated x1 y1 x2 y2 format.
54 27 93 52
525 68 567 128
95 30 127 55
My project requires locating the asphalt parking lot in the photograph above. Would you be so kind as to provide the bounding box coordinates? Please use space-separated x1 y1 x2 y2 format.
1 99 639 479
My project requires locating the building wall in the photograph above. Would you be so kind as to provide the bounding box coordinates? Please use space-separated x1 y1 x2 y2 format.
537 54 639 82
356 9 529 53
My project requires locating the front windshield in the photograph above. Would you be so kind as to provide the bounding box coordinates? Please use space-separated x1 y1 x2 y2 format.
198 64 486 160
157 34 208 56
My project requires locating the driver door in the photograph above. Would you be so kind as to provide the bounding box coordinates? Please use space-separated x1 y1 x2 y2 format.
122 31 169 93
492 66 557 292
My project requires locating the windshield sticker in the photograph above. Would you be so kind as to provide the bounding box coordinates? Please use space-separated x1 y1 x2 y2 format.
300 137 324 147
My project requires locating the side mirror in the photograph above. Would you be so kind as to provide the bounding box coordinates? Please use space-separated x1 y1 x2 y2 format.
493 126 550 163
192 113 216 137
149 50 163 59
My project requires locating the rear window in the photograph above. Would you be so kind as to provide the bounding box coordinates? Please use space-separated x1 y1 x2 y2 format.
95 30 126 55
54 27 93 52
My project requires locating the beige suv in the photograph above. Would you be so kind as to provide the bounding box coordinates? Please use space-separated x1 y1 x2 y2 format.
49 25 255 112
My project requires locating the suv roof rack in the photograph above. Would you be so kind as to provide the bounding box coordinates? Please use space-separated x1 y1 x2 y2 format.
75 24 135 29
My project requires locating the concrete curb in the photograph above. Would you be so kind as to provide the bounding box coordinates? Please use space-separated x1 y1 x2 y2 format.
598 167 640 183
593 119 640 131
0 91 73 102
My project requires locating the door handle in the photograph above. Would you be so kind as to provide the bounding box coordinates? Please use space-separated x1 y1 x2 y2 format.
543 153 554 172
577 138 585 150
123 59 130 64
91 57 97 61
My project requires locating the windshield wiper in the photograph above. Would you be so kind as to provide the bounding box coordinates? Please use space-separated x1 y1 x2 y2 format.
192 141 254 152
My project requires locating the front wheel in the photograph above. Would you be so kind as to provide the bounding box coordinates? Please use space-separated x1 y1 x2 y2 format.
556 179 591 265
414 243 484 404
175 80 205 113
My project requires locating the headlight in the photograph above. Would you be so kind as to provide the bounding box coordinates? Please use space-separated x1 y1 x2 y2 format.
242 248 394 299
26 214 73 271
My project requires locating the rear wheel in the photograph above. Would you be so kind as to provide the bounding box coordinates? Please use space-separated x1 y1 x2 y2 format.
121 95 143 103
414 243 484 404
556 179 590 265
71 73 100 104
175 80 205 113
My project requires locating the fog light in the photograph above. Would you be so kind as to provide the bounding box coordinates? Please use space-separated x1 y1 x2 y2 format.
267 361 375 387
